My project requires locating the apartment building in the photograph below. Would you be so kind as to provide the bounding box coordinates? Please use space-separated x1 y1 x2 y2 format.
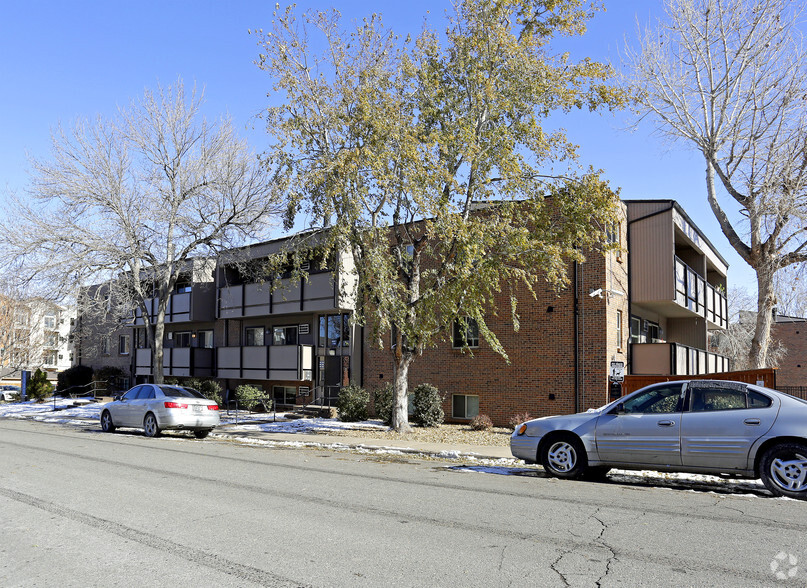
0 297 75 385
770 315 807 389
76 199 730 424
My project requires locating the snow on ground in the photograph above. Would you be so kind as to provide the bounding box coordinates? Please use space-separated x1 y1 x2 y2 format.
0 398 781 499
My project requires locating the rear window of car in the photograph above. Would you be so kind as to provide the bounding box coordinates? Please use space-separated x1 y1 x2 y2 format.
159 386 204 398
748 390 773 408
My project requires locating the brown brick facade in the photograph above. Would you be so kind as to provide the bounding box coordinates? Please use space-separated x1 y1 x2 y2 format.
772 320 807 387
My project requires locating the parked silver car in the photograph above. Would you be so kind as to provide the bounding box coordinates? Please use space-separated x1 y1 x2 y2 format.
511 380 807 499
100 384 220 439
0 385 21 402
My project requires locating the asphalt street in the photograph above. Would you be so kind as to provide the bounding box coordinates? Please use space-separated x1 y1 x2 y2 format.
1 419 805 587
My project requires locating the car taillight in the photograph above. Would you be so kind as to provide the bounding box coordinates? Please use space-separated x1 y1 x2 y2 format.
164 401 188 409
207 405 219 411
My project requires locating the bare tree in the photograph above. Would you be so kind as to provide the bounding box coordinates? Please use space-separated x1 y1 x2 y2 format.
627 0 807 368
0 80 282 384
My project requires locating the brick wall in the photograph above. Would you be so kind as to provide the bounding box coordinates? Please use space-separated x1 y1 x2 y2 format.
362 237 629 427
772 321 807 387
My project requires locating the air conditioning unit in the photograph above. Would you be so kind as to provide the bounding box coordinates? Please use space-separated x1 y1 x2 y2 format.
301 262 311 271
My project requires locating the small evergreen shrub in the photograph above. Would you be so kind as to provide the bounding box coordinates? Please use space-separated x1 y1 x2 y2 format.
27 368 54 402
412 383 444 427
373 382 394 425
57 365 93 395
337 384 369 422
233 384 265 411
95 366 126 394
185 378 223 407
508 412 532 430
469 414 493 431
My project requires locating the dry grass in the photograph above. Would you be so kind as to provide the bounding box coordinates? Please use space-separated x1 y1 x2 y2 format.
325 423 512 447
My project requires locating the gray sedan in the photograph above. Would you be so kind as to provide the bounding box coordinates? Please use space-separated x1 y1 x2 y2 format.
100 384 220 439
511 380 807 499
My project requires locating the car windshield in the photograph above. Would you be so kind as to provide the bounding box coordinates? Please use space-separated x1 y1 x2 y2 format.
159 386 205 399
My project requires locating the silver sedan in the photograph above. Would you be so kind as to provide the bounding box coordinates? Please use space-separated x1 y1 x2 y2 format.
100 384 220 439
511 380 807 499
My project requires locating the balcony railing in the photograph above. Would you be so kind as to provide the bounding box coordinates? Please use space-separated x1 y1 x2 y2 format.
134 347 214 378
674 257 728 329
631 341 730 376
216 344 314 381
133 284 215 325
218 273 339 319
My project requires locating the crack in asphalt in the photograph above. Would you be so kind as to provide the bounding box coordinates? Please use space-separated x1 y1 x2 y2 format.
0 486 307 587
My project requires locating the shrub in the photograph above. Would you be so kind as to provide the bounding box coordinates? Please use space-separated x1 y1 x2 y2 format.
233 384 265 411
57 365 93 395
337 384 369 422
508 412 532 431
27 368 54 402
469 414 493 431
94 366 126 394
373 382 394 425
185 378 223 407
412 383 444 427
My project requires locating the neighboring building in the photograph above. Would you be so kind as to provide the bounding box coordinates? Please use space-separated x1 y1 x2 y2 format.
771 314 807 389
75 198 731 425
0 297 75 385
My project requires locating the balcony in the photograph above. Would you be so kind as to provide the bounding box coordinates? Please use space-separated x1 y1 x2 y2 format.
134 347 214 378
134 284 216 325
216 344 314 381
218 273 342 319
631 342 730 376
674 257 728 329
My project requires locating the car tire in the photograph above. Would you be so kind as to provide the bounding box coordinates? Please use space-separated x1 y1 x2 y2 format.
101 410 116 433
540 435 588 479
143 413 161 438
760 442 807 500
194 429 211 439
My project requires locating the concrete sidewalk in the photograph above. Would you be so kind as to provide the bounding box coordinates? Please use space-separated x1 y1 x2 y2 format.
214 425 514 461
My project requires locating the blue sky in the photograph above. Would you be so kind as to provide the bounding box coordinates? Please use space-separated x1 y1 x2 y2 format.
0 1 759 291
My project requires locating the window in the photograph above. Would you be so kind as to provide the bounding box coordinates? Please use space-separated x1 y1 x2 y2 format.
245 326 265 346
689 385 773 411
102 337 110 355
621 383 683 414
122 386 142 400
43 350 58 365
319 313 350 348
452 318 479 348
173 332 192 348
197 330 213 349
44 314 57 329
273 385 297 406
453 394 480 419
135 329 148 349
273 326 298 346
606 222 620 245
118 335 130 355
616 310 623 349
46 333 59 348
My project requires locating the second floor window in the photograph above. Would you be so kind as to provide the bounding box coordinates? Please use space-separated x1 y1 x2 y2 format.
172 332 192 348
273 326 298 346
44 314 57 329
118 335 130 355
319 314 349 348
452 318 479 348
245 326 265 346
197 330 213 348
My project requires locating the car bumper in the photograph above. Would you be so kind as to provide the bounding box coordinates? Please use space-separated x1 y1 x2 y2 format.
158 411 220 430
510 434 540 463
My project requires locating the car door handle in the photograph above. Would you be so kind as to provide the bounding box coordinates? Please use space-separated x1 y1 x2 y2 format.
744 418 761 426
657 420 675 427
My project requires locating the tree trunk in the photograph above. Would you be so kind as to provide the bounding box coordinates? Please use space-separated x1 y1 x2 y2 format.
152 318 165 385
749 264 776 369
390 351 413 433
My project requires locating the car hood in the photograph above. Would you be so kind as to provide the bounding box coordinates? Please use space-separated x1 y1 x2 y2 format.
522 409 603 436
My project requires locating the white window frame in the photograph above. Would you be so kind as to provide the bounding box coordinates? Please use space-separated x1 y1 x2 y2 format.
452 318 479 349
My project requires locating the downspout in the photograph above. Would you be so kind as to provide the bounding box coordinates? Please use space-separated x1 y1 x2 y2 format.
573 260 580 414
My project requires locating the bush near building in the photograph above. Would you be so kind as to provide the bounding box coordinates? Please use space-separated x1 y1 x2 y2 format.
337 384 369 422
412 383 444 427
27 368 54 402
233 384 265 411
373 383 394 425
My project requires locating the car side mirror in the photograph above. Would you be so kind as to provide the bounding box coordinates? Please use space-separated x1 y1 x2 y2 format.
610 403 625 415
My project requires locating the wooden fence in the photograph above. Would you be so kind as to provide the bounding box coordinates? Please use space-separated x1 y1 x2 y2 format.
621 368 777 396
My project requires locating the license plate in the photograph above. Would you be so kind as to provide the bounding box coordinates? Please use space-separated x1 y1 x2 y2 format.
193 405 202 413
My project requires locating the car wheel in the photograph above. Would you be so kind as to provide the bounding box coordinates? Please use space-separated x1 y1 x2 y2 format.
193 429 211 439
100 411 116 433
760 443 807 500
143 413 161 438
541 435 587 479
